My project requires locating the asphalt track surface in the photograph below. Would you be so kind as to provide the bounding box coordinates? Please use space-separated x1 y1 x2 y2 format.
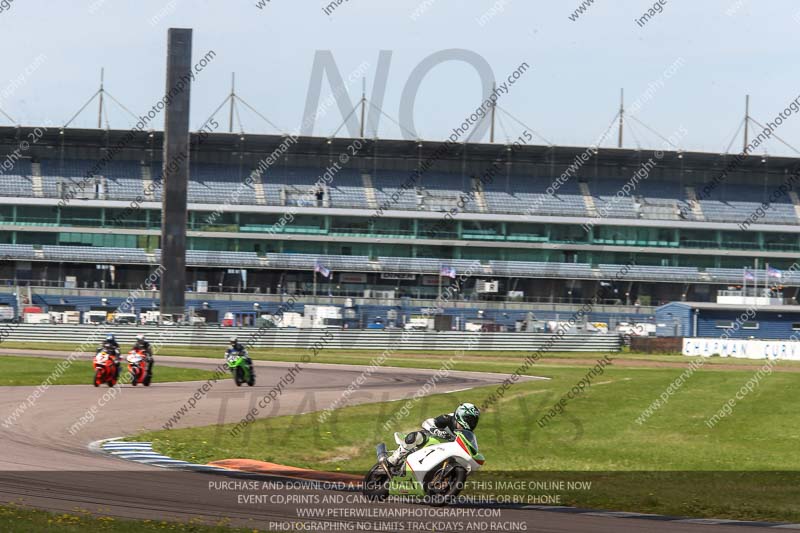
0 349 775 532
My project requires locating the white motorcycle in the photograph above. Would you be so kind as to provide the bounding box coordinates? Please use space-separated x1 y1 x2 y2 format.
364 429 485 506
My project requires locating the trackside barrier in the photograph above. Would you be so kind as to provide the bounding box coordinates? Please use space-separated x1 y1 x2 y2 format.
0 324 622 352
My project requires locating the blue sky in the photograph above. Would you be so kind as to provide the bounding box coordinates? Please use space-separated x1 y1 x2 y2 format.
0 0 797 155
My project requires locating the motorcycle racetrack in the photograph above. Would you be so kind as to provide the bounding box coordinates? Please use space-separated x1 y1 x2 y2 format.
0 349 786 532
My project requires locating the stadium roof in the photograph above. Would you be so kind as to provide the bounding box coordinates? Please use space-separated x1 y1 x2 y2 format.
2 125 799 174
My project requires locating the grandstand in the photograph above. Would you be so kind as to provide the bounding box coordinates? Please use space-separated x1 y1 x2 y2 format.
0 125 799 318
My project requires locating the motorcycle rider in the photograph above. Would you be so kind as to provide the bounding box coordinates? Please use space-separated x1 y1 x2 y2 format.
226 336 254 376
132 333 154 379
385 402 480 466
97 333 121 379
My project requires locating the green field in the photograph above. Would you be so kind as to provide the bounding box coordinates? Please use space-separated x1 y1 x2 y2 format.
135 359 800 522
0 356 221 386
0 504 271 532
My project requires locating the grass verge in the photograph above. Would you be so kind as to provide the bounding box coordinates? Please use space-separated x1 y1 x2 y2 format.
0 356 221 386
136 363 800 522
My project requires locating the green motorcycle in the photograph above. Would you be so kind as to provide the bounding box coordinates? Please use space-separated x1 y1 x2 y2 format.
225 350 255 386
364 429 485 506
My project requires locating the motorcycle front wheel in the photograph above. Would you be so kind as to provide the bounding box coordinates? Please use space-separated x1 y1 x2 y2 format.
424 464 467 506
363 464 390 502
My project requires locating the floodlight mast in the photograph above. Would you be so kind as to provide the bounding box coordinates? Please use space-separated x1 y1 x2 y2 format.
160 28 192 321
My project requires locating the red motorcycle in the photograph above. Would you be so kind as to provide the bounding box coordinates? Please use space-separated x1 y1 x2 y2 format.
127 349 151 386
93 350 117 387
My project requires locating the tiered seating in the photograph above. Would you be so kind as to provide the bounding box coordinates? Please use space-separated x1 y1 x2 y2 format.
186 250 259 267
591 180 639 218
598 264 698 282
150 249 260 267
3 242 800 286
40 160 143 200
23 157 800 226
100 162 142 200
265 253 372 271
700 184 797 224
42 246 147 263
326 170 369 208
0 243 36 259
416 173 478 212
372 171 420 210
0 157 33 197
490 260 593 278
705 267 800 284
258 167 369 209
483 175 587 216
149 162 257 205
635 181 692 221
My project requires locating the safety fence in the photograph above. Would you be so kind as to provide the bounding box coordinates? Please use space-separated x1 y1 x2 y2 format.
0 324 622 352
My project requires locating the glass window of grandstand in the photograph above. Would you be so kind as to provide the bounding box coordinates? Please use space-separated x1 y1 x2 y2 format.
763 232 799 252
723 229 759 251
104 207 150 229
137 235 159 251
235 239 271 255
594 226 675 247
506 222 547 242
461 220 503 240
194 211 237 231
330 216 369 236
549 224 589 244
327 243 368 256
676 254 716 268
371 244 412 258
593 226 630 246
418 219 458 240
679 228 718 249
371 217 414 238
237 239 278 255
58 232 137 248
237 213 281 233
16 232 57 245
281 214 325 235
0 205 11 225
189 237 234 251
626 254 673 267
459 247 499 262
504 248 550 262
16 205 65 226
415 245 454 259
715 321 734 329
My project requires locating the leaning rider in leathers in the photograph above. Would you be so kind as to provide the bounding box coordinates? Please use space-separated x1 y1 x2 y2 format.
385 403 481 467
132 334 154 379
